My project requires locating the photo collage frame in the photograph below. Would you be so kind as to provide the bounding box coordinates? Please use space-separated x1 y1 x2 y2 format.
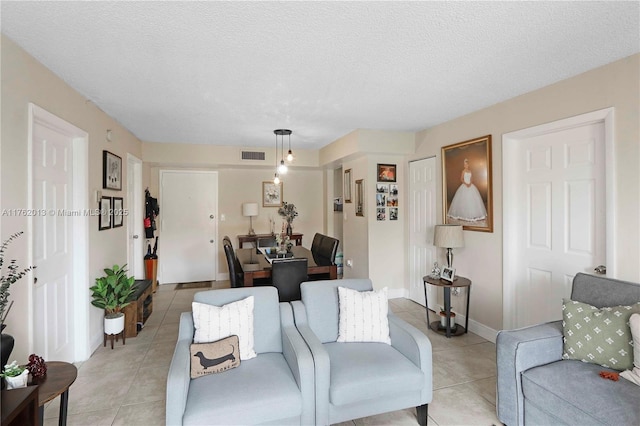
376 164 398 221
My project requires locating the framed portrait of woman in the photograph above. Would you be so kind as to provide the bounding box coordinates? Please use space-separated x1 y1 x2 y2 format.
441 135 493 232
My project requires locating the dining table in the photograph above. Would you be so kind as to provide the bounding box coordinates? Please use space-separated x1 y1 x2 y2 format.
235 246 337 286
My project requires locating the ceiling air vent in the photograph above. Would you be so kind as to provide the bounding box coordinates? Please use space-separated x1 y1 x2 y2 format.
240 150 266 161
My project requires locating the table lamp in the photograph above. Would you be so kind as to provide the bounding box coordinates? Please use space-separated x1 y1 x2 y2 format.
242 203 258 236
433 224 464 268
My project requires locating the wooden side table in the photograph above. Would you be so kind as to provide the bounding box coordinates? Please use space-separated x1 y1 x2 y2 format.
1 385 39 426
423 275 471 338
31 361 77 426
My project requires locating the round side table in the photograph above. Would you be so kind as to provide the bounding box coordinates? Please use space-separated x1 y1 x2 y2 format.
31 361 77 426
423 275 471 338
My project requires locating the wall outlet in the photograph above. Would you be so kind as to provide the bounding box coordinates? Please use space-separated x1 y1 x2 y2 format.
346 259 353 268
220 214 225 222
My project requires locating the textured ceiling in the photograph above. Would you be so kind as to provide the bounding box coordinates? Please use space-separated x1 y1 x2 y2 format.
2 1 638 149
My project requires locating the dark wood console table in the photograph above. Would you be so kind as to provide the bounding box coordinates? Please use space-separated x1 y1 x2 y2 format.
1 385 39 426
423 275 471 338
237 233 303 247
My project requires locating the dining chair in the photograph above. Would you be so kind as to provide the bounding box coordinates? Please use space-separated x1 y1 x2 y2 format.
310 233 339 266
222 237 243 288
271 258 308 302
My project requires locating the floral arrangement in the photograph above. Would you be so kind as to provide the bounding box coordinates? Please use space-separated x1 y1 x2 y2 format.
27 354 47 379
0 360 26 378
278 202 298 224
0 232 35 329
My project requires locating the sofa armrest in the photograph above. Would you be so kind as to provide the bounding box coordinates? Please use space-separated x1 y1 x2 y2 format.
291 300 331 426
279 303 315 425
388 313 433 403
166 312 194 426
496 320 563 426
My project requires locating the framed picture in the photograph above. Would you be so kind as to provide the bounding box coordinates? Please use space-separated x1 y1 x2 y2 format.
389 207 398 221
376 183 389 193
442 135 493 232
355 179 364 217
112 197 124 228
103 150 122 190
377 164 396 182
376 208 386 221
376 193 386 207
441 266 456 282
263 181 283 207
99 196 111 230
344 169 352 203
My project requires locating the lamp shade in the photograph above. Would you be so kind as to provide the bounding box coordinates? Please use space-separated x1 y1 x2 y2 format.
242 203 259 217
433 225 464 248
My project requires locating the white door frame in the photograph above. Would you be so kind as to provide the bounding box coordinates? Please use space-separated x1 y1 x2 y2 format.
502 107 615 329
27 104 90 361
126 154 144 279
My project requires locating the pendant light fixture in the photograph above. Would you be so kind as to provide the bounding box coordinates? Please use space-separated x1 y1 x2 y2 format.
273 129 292 183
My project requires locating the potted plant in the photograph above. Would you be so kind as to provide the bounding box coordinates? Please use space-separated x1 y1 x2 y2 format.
0 360 29 389
0 232 34 377
89 264 136 335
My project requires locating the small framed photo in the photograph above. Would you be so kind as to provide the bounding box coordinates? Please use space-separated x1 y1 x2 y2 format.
263 181 283 207
377 164 396 182
112 197 124 228
376 208 386 221
376 183 389 193
441 266 456 282
389 207 398 221
103 150 122 190
99 196 112 230
344 169 352 203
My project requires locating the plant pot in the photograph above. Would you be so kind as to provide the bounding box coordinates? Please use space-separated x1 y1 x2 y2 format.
1 327 15 376
5 369 29 389
439 311 456 329
104 312 125 335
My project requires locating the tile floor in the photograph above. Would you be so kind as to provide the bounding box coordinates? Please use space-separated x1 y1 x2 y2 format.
43 281 502 425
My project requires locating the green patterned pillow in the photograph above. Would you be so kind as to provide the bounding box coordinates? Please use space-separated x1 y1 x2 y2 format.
562 299 640 371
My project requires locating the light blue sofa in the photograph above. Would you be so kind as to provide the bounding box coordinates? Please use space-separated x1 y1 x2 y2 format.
291 279 433 425
166 287 315 425
496 273 640 425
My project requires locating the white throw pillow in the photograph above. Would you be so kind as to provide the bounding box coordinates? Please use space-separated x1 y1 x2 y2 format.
192 296 257 360
337 286 391 344
620 313 640 386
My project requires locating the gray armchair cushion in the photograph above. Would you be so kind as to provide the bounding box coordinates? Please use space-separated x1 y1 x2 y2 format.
183 353 303 425
325 342 425 406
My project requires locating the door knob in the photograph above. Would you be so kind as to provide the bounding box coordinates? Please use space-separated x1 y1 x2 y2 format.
210 215 214 219
133 235 139 239
210 240 214 243
594 265 607 274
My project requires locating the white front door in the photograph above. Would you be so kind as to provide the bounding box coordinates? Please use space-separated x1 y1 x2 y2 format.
127 154 144 279
31 109 78 361
504 111 609 329
160 170 217 284
408 157 438 310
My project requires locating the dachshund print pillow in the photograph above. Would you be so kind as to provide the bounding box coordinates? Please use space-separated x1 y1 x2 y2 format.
190 335 240 378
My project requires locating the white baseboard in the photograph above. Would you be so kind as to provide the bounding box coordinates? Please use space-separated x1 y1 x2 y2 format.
388 288 409 299
455 313 498 343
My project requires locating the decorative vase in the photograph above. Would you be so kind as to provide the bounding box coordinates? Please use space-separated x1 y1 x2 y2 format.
5 369 29 389
0 325 15 383
104 312 125 335
439 311 456 329
286 223 292 236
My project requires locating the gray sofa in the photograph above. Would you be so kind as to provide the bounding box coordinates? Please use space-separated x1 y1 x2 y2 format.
496 273 640 425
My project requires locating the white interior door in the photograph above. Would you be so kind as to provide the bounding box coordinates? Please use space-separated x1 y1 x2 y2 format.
504 117 607 329
160 170 217 284
409 157 438 309
31 113 75 361
127 154 144 279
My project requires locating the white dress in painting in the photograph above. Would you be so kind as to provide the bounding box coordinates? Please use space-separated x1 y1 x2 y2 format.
447 171 487 222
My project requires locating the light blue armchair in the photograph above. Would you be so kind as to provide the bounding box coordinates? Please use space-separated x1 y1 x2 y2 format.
166 286 315 425
291 279 432 425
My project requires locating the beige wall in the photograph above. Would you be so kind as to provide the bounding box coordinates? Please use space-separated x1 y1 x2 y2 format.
1 35 143 360
142 142 325 279
413 54 640 332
